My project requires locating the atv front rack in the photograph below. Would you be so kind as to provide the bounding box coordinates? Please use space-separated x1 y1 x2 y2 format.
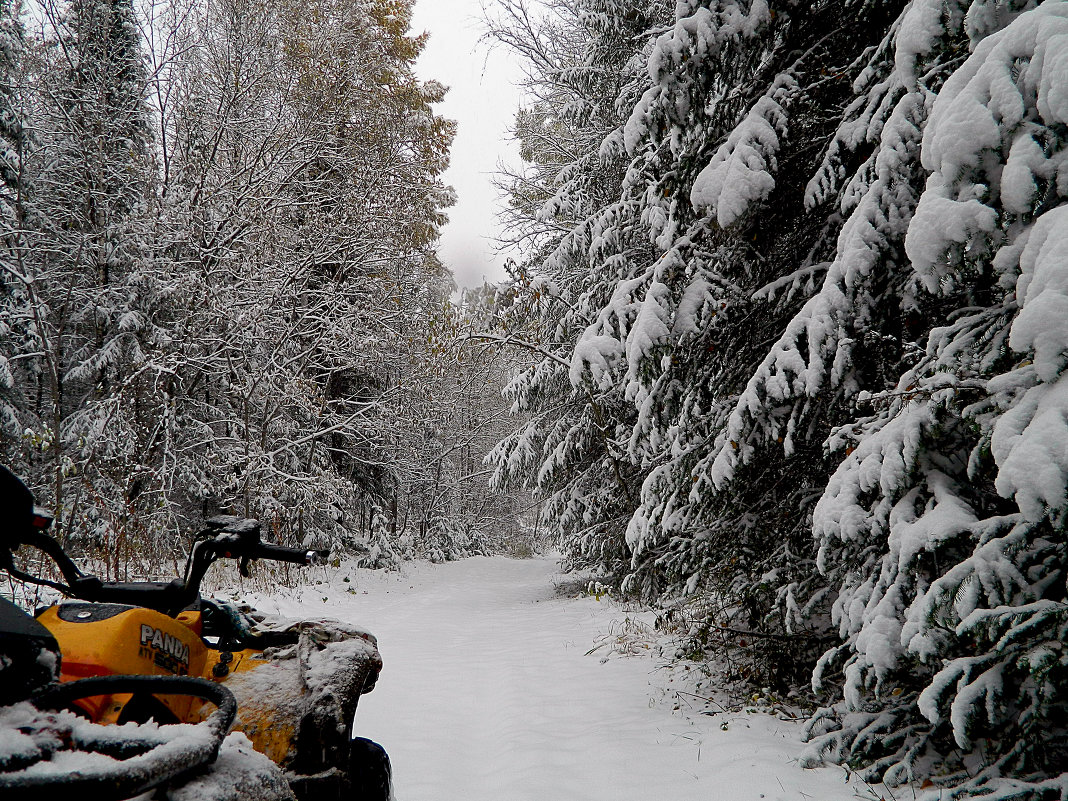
0 675 236 801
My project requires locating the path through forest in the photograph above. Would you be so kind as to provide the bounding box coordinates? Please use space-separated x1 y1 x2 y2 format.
254 556 888 801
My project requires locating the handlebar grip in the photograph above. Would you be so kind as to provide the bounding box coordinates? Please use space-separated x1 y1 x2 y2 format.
252 542 324 565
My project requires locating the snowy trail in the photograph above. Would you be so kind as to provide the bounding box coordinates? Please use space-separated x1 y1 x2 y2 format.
258 556 882 801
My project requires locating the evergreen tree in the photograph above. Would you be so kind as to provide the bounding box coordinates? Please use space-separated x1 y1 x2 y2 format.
494 0 908 686
495 0 1068 793
0 0 25 434
486 0 672 580
800 3 1068 795
0 0 20 213
613 0 919 686
14 0 164 550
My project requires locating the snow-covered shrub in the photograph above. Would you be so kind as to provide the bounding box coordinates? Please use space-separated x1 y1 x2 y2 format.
420 518 489 564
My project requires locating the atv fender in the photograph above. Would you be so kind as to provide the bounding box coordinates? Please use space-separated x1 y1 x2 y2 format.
212 617 382 777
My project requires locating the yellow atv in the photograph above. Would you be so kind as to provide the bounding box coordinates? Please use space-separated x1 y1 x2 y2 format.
0 465 391 801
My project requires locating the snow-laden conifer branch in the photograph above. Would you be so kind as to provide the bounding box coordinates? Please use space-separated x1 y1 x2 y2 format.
493 0 1068 793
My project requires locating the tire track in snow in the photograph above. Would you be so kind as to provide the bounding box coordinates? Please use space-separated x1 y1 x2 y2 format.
263 556 889 801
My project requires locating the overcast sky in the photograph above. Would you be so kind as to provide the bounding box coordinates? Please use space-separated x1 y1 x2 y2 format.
411 1 525 289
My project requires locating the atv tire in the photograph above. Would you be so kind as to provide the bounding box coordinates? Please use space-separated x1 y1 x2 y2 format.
348 737 391 801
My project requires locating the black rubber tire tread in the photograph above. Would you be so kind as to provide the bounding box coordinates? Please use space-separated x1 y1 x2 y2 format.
0 676 235 800
348 737 391 801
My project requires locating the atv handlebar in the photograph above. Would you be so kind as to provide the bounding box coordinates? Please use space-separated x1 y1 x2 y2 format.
167 519 328 614
0 465 330 615
249 542 326 566
4 525 326 616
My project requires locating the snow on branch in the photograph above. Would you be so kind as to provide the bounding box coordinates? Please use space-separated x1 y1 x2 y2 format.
623 0 772 154
709 89 927 485
907 2 1068 292
690 76 795 228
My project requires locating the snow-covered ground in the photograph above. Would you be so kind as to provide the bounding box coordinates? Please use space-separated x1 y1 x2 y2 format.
249 555 891 801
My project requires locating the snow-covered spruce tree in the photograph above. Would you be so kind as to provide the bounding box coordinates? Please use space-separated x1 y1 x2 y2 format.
495 0 1068 787
486 0 672 580
795 3 1068 795
0 0 25 435
501 0 911 687
4 0 169 563
0 0 19 216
